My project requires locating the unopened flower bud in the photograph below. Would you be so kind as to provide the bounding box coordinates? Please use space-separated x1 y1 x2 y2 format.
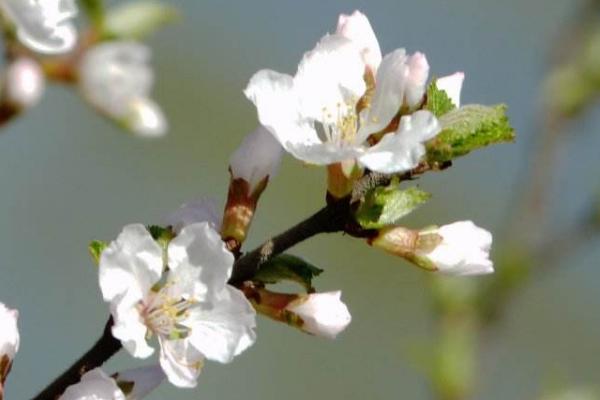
4 58 45 109
230 126 283 193
417 221 493 276
405 52 430 108
126 97 167 138
371 221 493 276
114 365 165 399
437 72 465 108
0 303 19 396
336 10 382 73
222 126 283 249
286 291 352 339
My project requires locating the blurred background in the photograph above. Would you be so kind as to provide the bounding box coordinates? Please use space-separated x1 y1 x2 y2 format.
1 0 599 399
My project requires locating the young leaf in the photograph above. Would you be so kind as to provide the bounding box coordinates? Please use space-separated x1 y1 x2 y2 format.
355 183 431 229
103 1 179 40
80 0 105 28
89 240 107 265
425 80 456 117
426 104 515 163
254 254 324 292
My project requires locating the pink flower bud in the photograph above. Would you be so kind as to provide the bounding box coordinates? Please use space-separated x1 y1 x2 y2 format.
4 57 45 108
404 52 430 108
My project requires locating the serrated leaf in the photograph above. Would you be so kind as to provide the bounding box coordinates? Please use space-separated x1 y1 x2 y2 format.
103 1 179 40
426 104 515 163
254 254 323 292
425 80 456 117
89 240 107 265
355 184 431 229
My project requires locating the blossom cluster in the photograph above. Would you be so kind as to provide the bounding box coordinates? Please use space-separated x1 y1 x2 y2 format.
0 4 514 400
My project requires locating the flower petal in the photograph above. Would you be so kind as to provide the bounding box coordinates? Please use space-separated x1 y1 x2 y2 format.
357 49 408 139
111 305 154 359
164 198 221 234
186 285 257 363
60 368 126 400
437 72 465 108
0 303 19 361
158 337 204 388
404 52 430 108
294 34 366 123
336 10 382 72
167 222 234 301
359 110 440 173
1 0 78 54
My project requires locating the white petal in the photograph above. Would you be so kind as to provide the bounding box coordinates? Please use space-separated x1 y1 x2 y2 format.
286 291 351 339
158 337 204 388
79 42 154 119
424 221 494 276
186 285 256 363
164 198 221 234
0 303 19 360
167 222 234 301
60 368 125 400
436 72 465 108
1 0 78 54
126 97 168 138
404 52 430 108
230 125 283 192
357 49 408 138
4 57 45 108
359 110 440 173
116 365 165 399
99 224 163 308
336 10 382 72
294 34 366 123
111 305 154 359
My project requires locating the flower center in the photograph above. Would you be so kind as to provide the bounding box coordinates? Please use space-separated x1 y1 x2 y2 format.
142 289 196 339
320 98 359 145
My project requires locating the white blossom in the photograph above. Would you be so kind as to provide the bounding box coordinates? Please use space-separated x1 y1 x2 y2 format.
286 291 351 339
115 365 165 399
78 41 167 137
4 57 45 108
99 223 256 388
244 11 439 173
164 198 221 234
230 125 283 192
60 369 125 400
335 10 382 72
437 72 465 108
0 303 19 364
419 221 493 276
0 0 78 54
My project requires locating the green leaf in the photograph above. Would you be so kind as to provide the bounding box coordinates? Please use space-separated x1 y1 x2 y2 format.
147 225 175 249
89 240 107 265
80 0 106 27
355 183 431 229
426 104 515 163
425 80 457 117
254 254 323 292
103 1 179 40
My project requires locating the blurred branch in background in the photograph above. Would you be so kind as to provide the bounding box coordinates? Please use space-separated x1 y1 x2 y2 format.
426 0 600 398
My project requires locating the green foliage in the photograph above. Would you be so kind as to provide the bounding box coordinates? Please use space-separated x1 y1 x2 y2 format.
88 240 107 265
254 254 323 292
425 80 457 117
147 225 175 249
355 183 431 229
80 0 105 27
426 104 515 163
103 1 178 40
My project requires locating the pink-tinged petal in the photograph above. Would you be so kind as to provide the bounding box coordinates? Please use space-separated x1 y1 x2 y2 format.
336 10 382 72
4 57 45 108
436 72 465 108
404 52 430 108
186 285 257 363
